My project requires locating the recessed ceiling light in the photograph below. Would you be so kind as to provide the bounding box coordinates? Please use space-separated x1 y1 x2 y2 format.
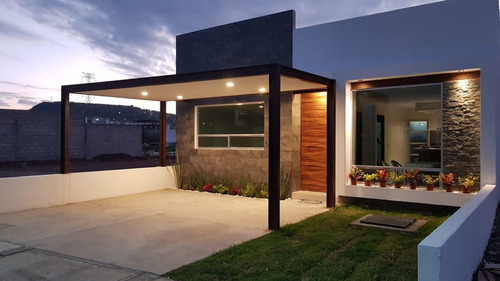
259 87 266 93
177 95 183 99
141 91 148 96
226 82 234 87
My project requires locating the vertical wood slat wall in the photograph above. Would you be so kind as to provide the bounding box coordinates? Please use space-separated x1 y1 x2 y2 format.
300 93 327 192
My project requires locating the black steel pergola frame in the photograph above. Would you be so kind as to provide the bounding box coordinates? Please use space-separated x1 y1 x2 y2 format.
61 64 335 230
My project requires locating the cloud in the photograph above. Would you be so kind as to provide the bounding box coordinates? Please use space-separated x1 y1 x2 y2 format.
17 98 38 106
0 99 10 107
0 91 19 98
0 18 43 41
6 0 441 79
0 80 57 91
0 91 44 108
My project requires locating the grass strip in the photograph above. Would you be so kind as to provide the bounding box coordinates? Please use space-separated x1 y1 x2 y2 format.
164 204 451 281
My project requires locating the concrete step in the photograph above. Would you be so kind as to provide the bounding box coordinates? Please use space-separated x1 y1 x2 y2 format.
292 190 326 203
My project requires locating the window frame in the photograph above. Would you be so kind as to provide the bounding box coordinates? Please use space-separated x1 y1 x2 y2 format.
351 82 443 171
194 102 265 150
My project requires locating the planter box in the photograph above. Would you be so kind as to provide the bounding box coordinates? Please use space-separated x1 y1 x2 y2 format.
341 184 474 207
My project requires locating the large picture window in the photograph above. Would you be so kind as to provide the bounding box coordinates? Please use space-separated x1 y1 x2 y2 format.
196 102 265 149
353 84 442 169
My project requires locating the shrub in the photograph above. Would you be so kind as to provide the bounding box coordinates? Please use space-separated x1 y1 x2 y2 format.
213 184 229 194
258 190 269 198
242 184 257 197
229 187 240 195
203 183 213 192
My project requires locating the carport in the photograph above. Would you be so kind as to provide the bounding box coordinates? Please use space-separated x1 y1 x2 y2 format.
60 64 336 230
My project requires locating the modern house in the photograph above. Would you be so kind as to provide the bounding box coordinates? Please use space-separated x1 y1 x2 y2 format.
0 0 498 279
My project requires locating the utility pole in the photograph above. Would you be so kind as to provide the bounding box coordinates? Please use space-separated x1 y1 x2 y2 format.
81 72 95 104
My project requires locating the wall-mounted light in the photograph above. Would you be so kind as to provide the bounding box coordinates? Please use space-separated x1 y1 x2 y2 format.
226 82 234 87
259 87 266 93
457 79 469 88
177 95 183 99
259 105 264 108
237 103 243 105
141 91 148 96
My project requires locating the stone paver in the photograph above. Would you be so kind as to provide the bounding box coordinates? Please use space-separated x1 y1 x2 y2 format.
0 189 327 278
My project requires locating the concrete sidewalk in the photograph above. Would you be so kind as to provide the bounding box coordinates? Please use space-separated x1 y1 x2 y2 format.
0 241 170 280
0 189 327 279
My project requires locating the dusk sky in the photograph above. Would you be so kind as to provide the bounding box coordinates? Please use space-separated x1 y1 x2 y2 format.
0 0 443 112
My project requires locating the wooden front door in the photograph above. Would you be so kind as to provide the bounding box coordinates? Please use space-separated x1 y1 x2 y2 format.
300 92 327 192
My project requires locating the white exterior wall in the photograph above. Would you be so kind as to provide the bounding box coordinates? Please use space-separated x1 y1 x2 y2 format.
293 0 499 197
0 166 177 213
418 184 499 281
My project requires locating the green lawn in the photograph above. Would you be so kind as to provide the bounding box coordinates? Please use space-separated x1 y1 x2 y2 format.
163 204 451 281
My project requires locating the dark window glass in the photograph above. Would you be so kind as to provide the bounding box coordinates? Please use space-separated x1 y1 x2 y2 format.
198 137 228 148
198 104 264 135
230 136 264 148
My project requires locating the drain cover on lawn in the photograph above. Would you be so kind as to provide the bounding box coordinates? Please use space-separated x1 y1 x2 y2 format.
350 214 427 232
361 215 416 228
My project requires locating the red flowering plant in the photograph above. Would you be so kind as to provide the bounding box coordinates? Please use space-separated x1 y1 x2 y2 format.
203 183 213 192
230 187 240 195
440 172 455 192
376 169 389 187
348 167 363 185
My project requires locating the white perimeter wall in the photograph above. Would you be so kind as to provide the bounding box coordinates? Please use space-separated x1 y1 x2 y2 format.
0 166 177 213
418 184 500 281
293 0 500 196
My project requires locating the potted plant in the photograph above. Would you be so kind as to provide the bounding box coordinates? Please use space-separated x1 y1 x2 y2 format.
348 167 363 185
363 173 378 187
440 173 454 192
376 169 389 187
458 174 478 194
422 175 438 191
389 172 405 189
405 169 420 190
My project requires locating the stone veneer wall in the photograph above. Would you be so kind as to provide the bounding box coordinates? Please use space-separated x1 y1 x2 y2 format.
177 94 296 186
176 10 299 191
442 78 481 180
176 10 294 74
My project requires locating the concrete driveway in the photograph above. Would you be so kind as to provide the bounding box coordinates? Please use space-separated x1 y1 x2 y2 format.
0 189 327 279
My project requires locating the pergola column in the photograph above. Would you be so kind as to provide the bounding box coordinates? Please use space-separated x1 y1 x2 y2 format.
268 65 281 230
326 81 336 207
60 88 70 174
159 101 167 167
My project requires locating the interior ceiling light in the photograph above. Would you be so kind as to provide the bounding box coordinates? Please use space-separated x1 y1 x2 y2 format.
140 91 148 96
177 95 183 99
259 87 266 93
226 82 234 87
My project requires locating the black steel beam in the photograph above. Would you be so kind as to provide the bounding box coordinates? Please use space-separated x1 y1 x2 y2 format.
326 80 336 207
268 65 281 230
159 101 167 167
60 89 70 174
280 65 333 86
63 64 278 93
